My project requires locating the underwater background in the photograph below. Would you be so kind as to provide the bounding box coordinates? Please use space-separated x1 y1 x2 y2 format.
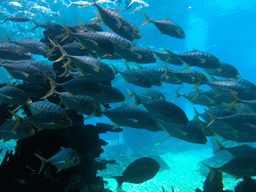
1 0 256 191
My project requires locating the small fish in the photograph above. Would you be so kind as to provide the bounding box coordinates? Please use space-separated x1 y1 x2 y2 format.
35 147 80 173
127 89 166 103
67 0 91 8
111 157 160 189
141 12 185 39
1 13 30 23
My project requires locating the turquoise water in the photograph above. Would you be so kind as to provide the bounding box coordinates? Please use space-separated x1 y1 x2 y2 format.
1 0 256 191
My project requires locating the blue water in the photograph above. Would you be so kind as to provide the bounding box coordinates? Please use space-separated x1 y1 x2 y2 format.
1 0 256 191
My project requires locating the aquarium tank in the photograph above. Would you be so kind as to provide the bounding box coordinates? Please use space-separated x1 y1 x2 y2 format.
0 0 256 191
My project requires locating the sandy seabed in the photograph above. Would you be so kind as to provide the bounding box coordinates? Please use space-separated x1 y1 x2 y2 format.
102 148 241 192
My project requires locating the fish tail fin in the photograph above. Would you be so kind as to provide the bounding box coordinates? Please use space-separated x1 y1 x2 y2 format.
205 110 218 128
111 64 119 74
1 13 8 23
2 33 11 43
125 89 133 102
201 162 218 182
172 89 181 101
61 23 72 42
66 0 72 8
91 10 102 25
54 44 68 62
31 20 39 31
193 107 200 118
47 38 57 55
165 48 177 63
111 176 124 189
8 110 23 131
34 153 47 174
77 18 87 32
213 138 226 154
141 12 152 26
131 90 141 107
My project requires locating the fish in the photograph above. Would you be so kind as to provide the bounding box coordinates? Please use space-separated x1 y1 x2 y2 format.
206 79 256 101
46 77 103 98
126 89 166 103
0 43 32 60
67 0 91 8
28 101 67 115
173 89 218 106
91 85 125 103
166 50 221 69
112 64 153 88
111 157 160 188
31 20 64 31
113 43 157 63
35 147 80 173
207 112 256 135
0 63 48 84
11 110 72 131
1 13 30 23
3 33 50 57
202 156 256 179
133 91 189 124
0 120 35 142
0 86 32 107
203 168 223 192
158 120 207 144
141 12 185 39
146 47 183 66
203 62 240 79
83 0 141 41
56 45 115 81
102 106 159 131
166 67 209 89
50 91 102 118
213 138 256 158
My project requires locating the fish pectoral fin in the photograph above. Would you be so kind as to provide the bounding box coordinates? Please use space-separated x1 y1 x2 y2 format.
11 70 31 78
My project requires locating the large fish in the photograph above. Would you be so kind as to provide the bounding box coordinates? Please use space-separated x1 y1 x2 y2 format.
141 12 185 39
111 157 160 188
